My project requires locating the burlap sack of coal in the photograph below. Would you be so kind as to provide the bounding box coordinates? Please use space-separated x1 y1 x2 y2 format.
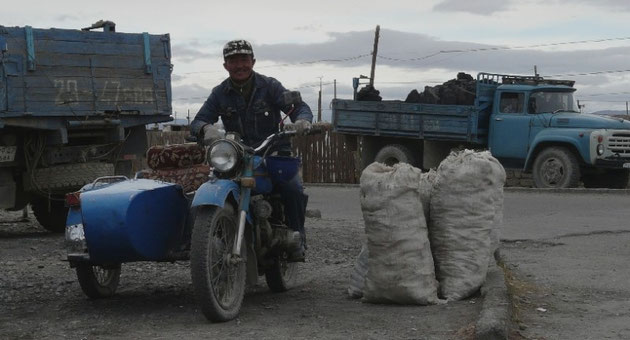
419 169 437 220
347 243 368 299
360 162 440 305
489 189 504 261
429 150 506 301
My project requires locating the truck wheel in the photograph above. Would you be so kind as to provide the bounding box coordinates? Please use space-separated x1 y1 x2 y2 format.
374 144 416 167
583 169 630 189
76 263 121 299
30 196 67 233
532 147 580 188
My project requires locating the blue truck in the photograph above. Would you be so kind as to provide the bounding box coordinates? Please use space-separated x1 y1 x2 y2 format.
0 21 173 232
332 72 630 188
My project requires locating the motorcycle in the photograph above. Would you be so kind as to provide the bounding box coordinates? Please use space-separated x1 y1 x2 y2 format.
64 92 317 323
190 127 317 322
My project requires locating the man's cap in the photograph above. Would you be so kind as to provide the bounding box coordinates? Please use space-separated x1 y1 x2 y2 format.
223 39 254 58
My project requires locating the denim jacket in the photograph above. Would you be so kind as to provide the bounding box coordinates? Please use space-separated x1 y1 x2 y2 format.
191 72 313 148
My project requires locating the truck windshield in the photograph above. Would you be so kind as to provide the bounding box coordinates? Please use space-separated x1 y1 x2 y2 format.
528 91 579 114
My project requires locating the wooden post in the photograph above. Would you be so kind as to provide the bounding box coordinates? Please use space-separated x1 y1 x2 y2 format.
317 76 322 122
369 25 380 87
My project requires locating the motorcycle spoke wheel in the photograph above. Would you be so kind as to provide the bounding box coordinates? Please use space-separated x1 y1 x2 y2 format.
191 205 247 322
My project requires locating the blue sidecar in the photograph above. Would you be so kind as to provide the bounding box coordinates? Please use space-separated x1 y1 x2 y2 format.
65 177 191 298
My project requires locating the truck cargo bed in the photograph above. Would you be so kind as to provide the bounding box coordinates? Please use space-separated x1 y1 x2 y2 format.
332 99 487 144
0 25 172 121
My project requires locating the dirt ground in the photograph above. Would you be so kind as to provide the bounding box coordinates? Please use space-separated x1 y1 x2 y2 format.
0 208 481 340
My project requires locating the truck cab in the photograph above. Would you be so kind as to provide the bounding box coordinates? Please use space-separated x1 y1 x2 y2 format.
486 73 630 188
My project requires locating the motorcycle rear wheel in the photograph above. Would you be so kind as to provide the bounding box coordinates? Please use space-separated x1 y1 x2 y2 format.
76 263 121 298
265 258 298 292
191 205 247 322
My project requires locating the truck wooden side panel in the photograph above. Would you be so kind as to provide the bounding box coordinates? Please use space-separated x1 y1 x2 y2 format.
332 99 487 144
0 26 171 118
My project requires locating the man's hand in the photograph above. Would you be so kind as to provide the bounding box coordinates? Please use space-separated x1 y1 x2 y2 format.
202 124 224 145
288 119 312 135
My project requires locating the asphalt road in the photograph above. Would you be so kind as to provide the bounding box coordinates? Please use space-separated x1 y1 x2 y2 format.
304 185 630 339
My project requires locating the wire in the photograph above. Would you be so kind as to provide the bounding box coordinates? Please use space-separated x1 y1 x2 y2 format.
545 69 630 77
377 36 630 63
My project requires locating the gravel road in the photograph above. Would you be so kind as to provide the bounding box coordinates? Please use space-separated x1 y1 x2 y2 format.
0 199 480 340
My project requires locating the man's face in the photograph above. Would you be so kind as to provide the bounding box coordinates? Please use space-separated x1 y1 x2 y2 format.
224 54 255 83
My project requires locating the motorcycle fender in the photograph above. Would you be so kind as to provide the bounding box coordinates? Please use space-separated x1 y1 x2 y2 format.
191 180 240 209
191 179 254 225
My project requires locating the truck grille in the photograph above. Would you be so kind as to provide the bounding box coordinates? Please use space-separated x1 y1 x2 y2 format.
607 132 630 155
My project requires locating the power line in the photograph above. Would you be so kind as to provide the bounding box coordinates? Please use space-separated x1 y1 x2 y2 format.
377 36 630 63
545 69 630 77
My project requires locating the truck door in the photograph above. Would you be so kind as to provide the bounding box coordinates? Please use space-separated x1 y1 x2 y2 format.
488 91 532 166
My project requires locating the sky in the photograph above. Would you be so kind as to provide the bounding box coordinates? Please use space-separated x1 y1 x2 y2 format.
2 0 630 121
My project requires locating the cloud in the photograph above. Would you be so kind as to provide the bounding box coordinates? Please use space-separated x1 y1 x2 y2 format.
171 83 211 105
249 29 630 79
54 14 79 22
558 0 630 11
433 0 513 15
172 43 219 63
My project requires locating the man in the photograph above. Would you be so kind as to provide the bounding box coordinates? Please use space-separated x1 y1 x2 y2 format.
191 39 313 260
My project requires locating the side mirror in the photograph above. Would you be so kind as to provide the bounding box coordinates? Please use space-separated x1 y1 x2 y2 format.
283 91 302 107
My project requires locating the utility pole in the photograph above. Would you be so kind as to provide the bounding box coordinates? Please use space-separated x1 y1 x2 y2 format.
334 79 337 99
317 76 323 122
369 25 380 87
626 101 629 116
187 109 191 126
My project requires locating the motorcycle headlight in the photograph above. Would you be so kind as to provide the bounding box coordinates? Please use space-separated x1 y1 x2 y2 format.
209 141 239 173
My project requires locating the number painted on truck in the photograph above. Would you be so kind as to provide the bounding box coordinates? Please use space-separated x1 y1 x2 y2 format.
100 80 154 105
52 79 155 106
54 79 79 105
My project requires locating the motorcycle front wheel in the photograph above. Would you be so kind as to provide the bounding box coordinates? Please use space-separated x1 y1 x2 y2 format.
190 204 247 322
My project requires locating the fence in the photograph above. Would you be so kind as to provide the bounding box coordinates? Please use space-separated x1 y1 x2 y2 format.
292 124 358 184
146 125 358 184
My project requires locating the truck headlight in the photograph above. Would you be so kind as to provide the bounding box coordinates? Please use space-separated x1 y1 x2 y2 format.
209 141 239 173
597 144 605 155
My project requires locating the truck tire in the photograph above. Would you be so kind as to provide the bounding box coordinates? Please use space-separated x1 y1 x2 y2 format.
532 147 580 188
582 169 630 189
31 162 115 192
31 196 67 233
374 144 416 167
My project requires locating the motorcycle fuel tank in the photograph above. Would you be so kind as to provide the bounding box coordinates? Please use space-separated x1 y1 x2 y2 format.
79 179 188 263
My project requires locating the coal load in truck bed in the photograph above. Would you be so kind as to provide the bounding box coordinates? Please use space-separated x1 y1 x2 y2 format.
405 72 476 105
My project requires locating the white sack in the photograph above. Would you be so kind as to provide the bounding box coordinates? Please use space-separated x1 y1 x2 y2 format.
429 150 505 301
360 162 440 305
347 244 368 299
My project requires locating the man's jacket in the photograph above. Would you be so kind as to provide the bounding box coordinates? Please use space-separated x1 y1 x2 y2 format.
191 72 313 148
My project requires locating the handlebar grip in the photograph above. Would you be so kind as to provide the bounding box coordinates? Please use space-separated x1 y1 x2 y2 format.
185 135 198 143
